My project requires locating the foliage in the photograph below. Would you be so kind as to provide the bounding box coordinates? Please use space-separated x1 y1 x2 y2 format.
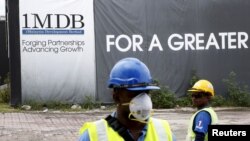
150 86 176 108
0 103 19 112
2 71 250 112
81 95 101 110
22 100 71 110
176 95 192 107
211 95 225 107
21 95 102 111
174 70 199 107
189 70 200 88
222 71 250 107
0 73 10 103
0 88 10 103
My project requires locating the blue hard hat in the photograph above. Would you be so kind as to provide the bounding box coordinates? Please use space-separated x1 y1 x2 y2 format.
108 57 160 91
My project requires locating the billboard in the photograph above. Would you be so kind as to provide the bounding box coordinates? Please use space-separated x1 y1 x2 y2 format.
95 0 250 102
19 0 95 103
7 0 250 105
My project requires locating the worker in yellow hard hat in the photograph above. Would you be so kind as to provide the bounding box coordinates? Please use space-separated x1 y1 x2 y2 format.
186 79 218 141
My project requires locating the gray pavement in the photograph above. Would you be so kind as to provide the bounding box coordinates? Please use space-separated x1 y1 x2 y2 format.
0 107 250 141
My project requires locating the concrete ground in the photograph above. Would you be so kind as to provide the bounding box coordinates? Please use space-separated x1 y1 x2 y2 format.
0 107 249 141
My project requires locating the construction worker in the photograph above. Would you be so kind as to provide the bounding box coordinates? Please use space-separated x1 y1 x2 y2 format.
78 57 176 141
186 79 218 141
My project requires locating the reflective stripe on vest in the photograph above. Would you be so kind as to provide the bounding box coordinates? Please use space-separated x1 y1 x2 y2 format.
151 118 168 141
95 120 108 141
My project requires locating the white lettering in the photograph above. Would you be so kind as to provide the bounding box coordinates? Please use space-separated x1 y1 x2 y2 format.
168 32 249 51
218 32 227 49
205 33 219 50
238 32 248 49
196 33 204 50
132 35 143 51
106 35 115 52
228 32 237 49
168 34 184 51
106 32 249 52
106 34 144 52
115 34 132 52
212 129 218 136
212 129 247 136
148 34 163 51
184 34 195 50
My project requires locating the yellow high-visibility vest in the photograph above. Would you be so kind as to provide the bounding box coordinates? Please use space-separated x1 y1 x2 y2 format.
79 117 173 141
186 107 218 141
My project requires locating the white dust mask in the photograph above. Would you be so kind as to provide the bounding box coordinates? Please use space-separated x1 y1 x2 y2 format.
128 93 153 122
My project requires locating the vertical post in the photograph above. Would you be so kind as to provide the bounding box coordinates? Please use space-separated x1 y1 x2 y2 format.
6 0 22 106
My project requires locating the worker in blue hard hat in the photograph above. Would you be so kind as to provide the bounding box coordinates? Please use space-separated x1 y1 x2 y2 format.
78 57 176 141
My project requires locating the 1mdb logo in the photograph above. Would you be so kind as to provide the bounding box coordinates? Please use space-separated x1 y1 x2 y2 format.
22 13 85 29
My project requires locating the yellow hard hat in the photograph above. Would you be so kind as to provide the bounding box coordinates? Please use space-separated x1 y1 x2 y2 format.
188 79 214 96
